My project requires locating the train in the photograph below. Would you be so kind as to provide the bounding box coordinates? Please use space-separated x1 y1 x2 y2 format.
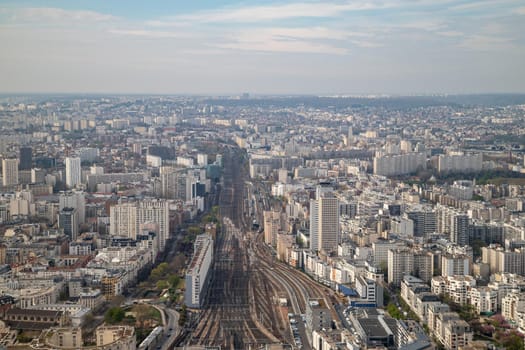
138 326 164 350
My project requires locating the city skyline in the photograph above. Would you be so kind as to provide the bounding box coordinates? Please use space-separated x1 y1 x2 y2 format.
1 0 525 95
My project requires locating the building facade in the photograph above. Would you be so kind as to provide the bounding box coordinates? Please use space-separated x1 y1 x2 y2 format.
185 234 213 308
65 157 81 188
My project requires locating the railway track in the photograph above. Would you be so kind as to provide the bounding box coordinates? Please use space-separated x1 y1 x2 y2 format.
187 145 341 349
189 148 279 349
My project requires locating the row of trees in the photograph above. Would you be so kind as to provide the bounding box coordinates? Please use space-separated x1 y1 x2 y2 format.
148 261 184 302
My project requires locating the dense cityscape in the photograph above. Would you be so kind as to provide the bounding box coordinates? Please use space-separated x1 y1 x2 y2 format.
0 94 524 350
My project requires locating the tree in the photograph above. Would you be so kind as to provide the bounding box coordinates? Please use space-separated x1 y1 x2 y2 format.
499 332 524 350
178 304 187 326
134 304 151 328
150 262 169 281
188 226 202 236
156 280 169 290
171 254 186 272
168 274 181 288
386 303 404 320
105 307 125 324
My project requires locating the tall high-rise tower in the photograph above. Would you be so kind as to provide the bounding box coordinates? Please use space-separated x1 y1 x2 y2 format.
388 248 414 286
59 191 86 224
59 207 79 241
309 191 339 253
19 147 32 170
2 158 19 186
65 157 81 188
110 199 170 251
263 210 281 246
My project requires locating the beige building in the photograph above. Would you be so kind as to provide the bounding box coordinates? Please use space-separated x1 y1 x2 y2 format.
427 303 451 335
110 199 169 251
388 248 413 286
79 288 104 310
442 253 470 277
502 291 525 328
413 250 434 283
101 275 123 299
443 319 472 350
42 326 136 350
372 239 405 267
2 158 19 186
276 232 295 262
48 327 83 348
434 312 473 350
13 284 61 308
97 326 136 349
263 210 281 246
309 192 340 253
482 246 525 275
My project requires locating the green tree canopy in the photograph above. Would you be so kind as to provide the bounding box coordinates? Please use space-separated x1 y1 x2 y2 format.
105 307 125 324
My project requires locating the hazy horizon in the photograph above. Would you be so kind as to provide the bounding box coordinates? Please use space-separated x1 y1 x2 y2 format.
1 0 525 94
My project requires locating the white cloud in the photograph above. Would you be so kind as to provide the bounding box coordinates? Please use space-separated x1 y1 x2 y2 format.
109 29 187 39
8 7 117 23
514 6 525 15
459 35 514 51
211 26 377 54
437 31 464 37
165 1 400 24
215 39 348 55
247 27 371 41
449 0 519 12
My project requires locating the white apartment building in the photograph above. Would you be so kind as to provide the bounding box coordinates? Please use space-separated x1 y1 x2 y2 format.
441 254 470 277
65 157 81 188
373 152 426 176
449 180 474 200
437 153 482 174
185 234 213 308
469 287 498 314
59 190 86 224
431 275 476 305
388 248 414 286
197 153 208 166
372 239 405 267
110 199 169 251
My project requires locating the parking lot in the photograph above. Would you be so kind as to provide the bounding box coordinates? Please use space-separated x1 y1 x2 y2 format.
288 313 311 350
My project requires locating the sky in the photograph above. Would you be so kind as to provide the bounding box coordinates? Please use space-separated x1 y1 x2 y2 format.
0 0 524 95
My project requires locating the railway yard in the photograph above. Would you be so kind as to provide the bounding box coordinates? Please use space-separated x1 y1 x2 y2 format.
185 146 342 349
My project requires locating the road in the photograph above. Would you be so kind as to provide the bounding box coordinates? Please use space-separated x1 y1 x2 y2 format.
161 306 180 350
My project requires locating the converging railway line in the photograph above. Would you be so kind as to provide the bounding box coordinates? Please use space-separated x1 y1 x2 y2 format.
189 148 279 349
186 144 340 350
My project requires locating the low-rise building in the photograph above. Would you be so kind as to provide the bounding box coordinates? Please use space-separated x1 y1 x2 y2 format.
3 307 64 330
306 298 332 333
41 325 136 350
431 275 476 305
